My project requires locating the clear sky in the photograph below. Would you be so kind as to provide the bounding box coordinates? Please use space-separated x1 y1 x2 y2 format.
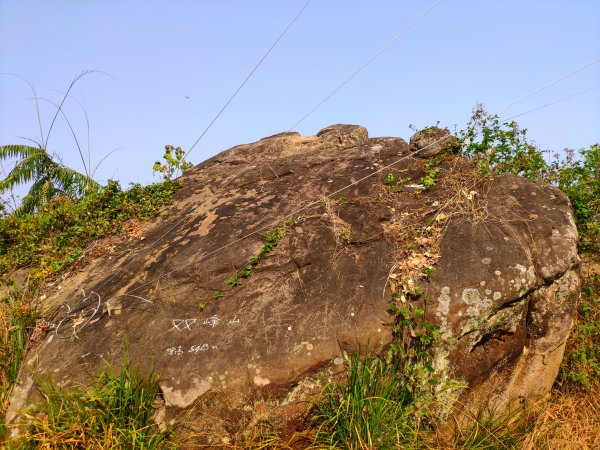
1 0 599 190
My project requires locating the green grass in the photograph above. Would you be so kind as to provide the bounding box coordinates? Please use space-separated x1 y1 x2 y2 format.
0 281 38 423
310 351 428 449
8 359 172 449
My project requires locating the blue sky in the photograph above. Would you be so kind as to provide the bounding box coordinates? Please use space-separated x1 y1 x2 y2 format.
1 0 599 191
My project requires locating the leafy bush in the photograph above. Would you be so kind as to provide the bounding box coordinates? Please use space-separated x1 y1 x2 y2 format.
546 144 600 254
153 145 193 181
459 105 548 180
0 179 180 280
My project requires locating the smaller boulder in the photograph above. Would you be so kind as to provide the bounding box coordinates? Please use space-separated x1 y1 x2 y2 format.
317 124 368 147
409 127 460 158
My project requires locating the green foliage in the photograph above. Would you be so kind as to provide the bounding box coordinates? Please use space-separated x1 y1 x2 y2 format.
421 167 440 188
459 105 548 180
0 72 114 216
0 145 99 216
153 145 193 181
311 351 425 449
386 172 395 189
13 360 172 449
546 144 600 253
0 179 179 280
559 271 600 390
231 219 298 285
0 280 39 415
460 105 599 255
227 277 242 286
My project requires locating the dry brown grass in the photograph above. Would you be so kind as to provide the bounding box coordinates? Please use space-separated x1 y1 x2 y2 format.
521 388 600 450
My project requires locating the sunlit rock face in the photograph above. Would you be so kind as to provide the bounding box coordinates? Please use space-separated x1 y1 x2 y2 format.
7 125 579 442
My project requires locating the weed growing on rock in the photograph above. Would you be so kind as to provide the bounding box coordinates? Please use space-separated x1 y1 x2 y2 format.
153 145 193 182
230 219 298 286
227 277 242 287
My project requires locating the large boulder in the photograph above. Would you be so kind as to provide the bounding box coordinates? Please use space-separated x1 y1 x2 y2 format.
6 125 579 442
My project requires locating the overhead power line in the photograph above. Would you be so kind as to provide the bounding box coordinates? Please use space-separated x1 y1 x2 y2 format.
503 83 600 121
123 56 599 296
184 0 313 159
289 0 444 131
493 56 600 115
92 0 443 294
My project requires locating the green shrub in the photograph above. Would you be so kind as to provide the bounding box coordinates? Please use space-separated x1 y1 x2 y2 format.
0 180 179 280
546 144 600 254
459 105 548 180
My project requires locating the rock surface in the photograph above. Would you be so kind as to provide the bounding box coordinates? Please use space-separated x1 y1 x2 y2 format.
409 126 459 158
6 125 580 441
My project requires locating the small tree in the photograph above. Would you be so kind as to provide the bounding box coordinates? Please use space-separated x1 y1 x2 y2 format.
153 145 193 181
0 146 98 216
0 71 102 215
546 144 600 254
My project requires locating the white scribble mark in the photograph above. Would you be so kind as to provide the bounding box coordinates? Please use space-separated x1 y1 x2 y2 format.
203 315 221 328
228 315 240 324
166 346 184 356
124 293 154 304
189 344 209 353
170 318 197 331
71 314 86 340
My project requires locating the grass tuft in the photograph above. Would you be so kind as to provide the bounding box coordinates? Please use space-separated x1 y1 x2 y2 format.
8 359 172 449
309 351 429 449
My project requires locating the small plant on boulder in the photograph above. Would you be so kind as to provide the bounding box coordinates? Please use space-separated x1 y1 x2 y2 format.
153 145 193 181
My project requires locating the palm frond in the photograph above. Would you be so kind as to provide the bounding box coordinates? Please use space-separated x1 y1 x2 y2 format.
49 164 99 197
12 178 53 216
0 149 53 192
0 144 42 160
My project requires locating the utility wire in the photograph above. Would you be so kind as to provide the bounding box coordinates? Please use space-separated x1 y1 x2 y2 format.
184 0 312 160
92 0 443 294
493 56 600 115
289 0 444 131
93 2 310 293
502 83 600 121
123 56 600 296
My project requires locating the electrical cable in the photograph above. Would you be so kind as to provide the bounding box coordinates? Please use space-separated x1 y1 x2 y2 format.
184 0 312 159
91 0 444 294
122 56 600 295
502 83 600 121
493 56 600 115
